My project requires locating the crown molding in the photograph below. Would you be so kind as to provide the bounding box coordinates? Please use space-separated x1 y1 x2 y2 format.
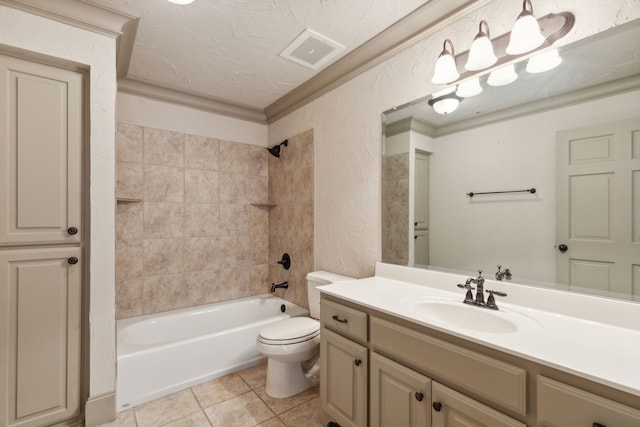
431 74 640 137
118 78 268 123
0 0 138 77
264 0 491 123
385 117 435 138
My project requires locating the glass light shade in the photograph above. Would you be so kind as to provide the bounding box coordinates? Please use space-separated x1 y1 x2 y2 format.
506 13 545 55
433 86 456 98
167 0 195 4
465 36 497 71
456 77 483 98
526 48 562 73
432 97 460 115
487 64 518 86
431 53 459 85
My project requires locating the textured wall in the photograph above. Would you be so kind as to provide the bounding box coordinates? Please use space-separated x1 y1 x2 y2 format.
268 130 315 309
268 0 640 279
115 124 270 318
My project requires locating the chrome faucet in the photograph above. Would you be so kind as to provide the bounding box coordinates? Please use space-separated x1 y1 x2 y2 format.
270 281 288 292
495 265 512 281
457 270 507 310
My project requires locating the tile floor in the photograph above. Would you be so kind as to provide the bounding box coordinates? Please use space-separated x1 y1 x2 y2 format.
99 363 323 427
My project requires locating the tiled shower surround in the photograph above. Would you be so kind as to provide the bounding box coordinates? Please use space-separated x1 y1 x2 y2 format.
381 152 409 266
115 124 314 319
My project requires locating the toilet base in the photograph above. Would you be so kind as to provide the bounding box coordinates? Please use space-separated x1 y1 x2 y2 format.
264 358 312 398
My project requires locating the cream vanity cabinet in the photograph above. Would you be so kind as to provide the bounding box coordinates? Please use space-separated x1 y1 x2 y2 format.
320 294 640 427
0 54 84 427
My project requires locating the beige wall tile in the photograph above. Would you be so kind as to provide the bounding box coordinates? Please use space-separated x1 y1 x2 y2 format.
219 204 249 236
116 123 143 163
185 134 219 171
250 264 269 294
219 140 250 174
142 273 186 314
185 169 219 204
116 277 143 320
144 164 184 202
116 201 143 241
185 203 219 237
143 238 184 276
219 235 250 269
117 161 143 200
143 127 184 167
144 202 184 238
250 144 269 177
183 270 220 305
116 239 143 280
219 172 247 204
184 237 220 272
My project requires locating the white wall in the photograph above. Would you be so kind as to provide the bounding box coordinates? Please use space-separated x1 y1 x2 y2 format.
268 0 640 278
117 93 268 146
429 89 640 283
0 5 117 400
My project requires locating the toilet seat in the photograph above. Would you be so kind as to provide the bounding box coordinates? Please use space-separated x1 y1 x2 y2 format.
258 317 319 345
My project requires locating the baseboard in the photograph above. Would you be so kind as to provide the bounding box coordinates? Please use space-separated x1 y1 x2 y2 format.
85 392 116 426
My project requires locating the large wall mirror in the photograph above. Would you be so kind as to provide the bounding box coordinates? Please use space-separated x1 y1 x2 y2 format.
382 19 640 301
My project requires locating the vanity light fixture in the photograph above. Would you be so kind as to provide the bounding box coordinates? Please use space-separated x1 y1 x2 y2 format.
456 77 483 98
465 21 497 71
428 87 463 115
506 0 546 55
487 64 518 86
167 0 195 4
526 48 562 73
431 39 459 85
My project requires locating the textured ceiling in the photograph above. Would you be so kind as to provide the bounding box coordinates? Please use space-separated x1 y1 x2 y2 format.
91 0 429 110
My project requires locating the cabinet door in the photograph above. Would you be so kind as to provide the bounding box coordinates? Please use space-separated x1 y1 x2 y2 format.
370 352 431 427
321 328 368 427
0 247 82 427
0 54 83 246
431 382 525 427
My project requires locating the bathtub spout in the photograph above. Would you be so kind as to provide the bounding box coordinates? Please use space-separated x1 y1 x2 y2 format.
270 281 288 292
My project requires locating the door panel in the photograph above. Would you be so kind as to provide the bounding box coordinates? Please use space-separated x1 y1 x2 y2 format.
0 247 82 427
556 118 640 298
0 55 82 245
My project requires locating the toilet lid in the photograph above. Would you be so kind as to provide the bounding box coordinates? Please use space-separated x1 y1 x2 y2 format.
259 317 319 342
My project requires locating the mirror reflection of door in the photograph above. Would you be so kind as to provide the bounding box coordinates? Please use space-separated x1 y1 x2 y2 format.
414 152 430 266
556 117 640 300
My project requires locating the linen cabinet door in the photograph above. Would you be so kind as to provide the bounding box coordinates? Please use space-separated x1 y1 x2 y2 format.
370 352 431 427
0 247 82 427
431 383 525 427
321 328 368 427
0 54 83 246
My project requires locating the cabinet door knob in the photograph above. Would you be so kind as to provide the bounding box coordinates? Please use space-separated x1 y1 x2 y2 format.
68 257 79 265
67 226 78 235
354 359 362 366
415 392 423 401
432 401 442 412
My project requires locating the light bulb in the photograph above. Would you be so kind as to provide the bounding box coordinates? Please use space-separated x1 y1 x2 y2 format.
433 97 460 115
487 64 518 86
526 48 562 73
506 1 545 55
465 21 497 71
456 77 483 98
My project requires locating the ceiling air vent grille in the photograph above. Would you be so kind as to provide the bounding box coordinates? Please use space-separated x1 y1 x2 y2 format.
279 28 345 70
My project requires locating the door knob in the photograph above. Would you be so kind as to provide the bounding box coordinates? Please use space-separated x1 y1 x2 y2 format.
558 243 568 253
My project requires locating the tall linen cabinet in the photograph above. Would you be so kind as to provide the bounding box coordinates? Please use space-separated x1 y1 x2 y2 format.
0 53 84 427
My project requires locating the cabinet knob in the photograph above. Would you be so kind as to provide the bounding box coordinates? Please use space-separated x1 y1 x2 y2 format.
415 392 424 401
432 401 442 412
593 423 606 427
354 359 362 366
68 257 79 265
67 226 78 235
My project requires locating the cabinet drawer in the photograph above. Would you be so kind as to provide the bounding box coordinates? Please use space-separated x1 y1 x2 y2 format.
538 376 640 426
370 316 526 416
321 298 368 343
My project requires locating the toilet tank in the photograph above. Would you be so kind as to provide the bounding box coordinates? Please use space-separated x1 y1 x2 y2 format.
307 271 353 319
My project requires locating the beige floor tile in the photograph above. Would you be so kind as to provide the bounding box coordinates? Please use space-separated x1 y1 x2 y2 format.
161 411 212 427
204 391 275 427
134 390 201 427
97 409 137 427
255 385 318 415
192 373 251 408
278 397 323 427
256 417 286 427
237 362 267 389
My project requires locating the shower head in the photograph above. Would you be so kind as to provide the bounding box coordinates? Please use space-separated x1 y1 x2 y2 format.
267 139 288 158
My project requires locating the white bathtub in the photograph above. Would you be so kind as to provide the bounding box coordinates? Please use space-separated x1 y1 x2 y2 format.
116 294 308 410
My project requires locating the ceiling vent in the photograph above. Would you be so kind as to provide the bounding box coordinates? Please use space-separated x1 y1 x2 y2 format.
279 28 345 70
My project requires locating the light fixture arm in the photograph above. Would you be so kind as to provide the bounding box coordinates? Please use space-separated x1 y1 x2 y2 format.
476 20 491 39
519 0 535 18
441 39 455 56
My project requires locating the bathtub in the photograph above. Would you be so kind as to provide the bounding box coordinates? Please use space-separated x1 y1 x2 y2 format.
116 294 308 410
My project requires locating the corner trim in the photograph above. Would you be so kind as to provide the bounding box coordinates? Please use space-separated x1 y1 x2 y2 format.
385 117 435 138
84 392 116 427
118 78 268 123
264 0 492 123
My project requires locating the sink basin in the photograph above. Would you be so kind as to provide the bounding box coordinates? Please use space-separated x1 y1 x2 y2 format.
406 298 540 334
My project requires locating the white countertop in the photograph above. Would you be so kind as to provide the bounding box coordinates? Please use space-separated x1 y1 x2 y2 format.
319 263 640 397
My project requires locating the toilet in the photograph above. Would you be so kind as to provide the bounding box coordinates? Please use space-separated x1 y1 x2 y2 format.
256 271 352 398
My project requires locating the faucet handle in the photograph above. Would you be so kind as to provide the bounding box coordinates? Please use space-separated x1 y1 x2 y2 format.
485 289 507 309
457 283 475 290
457 283 475 304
